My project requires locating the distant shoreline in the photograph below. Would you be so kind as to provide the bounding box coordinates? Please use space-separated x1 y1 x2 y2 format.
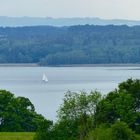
52 64 140 67
0 63 140 67
0 63 38 67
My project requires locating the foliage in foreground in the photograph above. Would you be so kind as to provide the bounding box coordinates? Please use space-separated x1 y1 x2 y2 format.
95 79 140 133
35 79 140 140
87 122 136 140
0 79 140 140
0 90 51 132
34 120 53 140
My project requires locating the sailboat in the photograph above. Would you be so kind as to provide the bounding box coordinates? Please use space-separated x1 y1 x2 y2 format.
42 74 48 82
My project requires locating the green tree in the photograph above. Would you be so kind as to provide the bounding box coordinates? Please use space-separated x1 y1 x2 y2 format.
86 124 111 140
86 122 137 140
0 90 50 132
55 91 102 140
34 120 53 140
118 79 140 109
95 79 140 133
110 121 136 140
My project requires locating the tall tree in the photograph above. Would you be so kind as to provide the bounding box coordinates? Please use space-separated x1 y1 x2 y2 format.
0 90 51 132
55 91 102 140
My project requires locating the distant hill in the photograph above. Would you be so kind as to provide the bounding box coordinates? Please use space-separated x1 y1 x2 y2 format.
0 17 140 27
0 25 140 65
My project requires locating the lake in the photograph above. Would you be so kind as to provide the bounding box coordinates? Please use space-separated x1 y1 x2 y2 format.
0 66 140 121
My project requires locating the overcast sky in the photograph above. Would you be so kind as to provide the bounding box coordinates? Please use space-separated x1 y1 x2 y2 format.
0 0 140 20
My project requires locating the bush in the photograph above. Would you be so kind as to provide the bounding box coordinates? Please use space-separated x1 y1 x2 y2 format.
86 124 111 140
110 121 137 140
34 120 53 140
86 122 137 140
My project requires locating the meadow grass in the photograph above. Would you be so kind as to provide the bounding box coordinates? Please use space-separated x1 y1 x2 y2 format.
0 132 35 140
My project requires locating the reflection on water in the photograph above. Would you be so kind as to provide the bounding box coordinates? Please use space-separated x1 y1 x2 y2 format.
0 66 140 121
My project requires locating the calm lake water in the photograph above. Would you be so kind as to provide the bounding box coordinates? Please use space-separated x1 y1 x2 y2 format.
0 66 140 121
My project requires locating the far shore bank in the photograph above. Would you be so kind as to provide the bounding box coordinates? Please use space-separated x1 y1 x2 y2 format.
0 63 39 67
0 63 140 67
52 64 140 67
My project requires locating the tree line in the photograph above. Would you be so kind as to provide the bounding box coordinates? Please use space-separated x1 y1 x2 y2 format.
0 25 140 65
34 79 140 140
1 79 140 140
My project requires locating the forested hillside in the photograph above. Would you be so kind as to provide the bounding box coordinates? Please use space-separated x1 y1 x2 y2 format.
0 25 140 65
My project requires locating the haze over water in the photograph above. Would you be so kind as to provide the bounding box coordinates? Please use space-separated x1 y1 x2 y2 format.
0 66 140 121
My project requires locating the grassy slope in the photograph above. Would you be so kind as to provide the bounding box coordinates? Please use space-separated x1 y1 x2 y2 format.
0 132 35 140
0 132 140 140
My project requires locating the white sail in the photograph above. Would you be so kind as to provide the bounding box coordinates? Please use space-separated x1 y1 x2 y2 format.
42 74 48 82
